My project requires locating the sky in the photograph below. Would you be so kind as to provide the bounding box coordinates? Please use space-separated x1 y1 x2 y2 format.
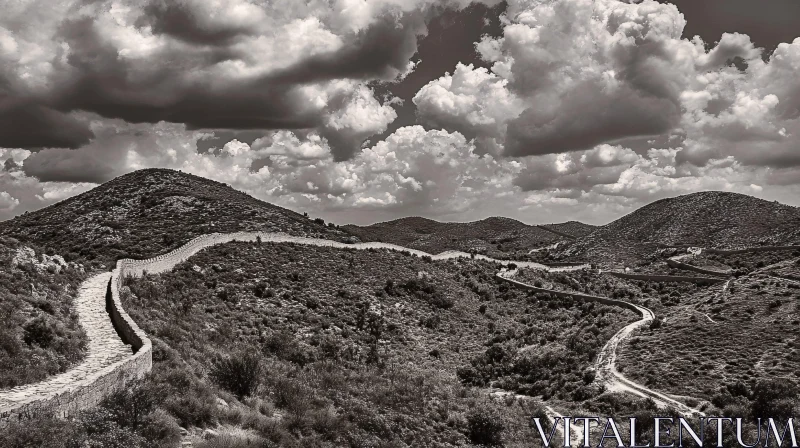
1 0 800 226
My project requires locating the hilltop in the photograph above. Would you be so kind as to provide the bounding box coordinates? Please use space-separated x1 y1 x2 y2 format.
540 221 597 239
0 169 347 268
565 191 800 265
343 216 586 258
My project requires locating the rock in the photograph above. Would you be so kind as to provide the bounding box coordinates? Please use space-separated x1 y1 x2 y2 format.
216 397 229 408
179 427 188 436
203 429 219 440
11 246 68 273
192 265 202 273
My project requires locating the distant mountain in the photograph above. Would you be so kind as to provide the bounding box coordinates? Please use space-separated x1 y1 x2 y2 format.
567 191 800 265
0 169 346 267
539 221 598 239
343 216 585 256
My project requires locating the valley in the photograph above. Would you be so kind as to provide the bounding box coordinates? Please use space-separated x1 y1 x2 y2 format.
1 169 799 447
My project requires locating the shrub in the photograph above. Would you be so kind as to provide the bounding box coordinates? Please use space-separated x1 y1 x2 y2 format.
751 379 797 419
101 381 165 431
466 408 505 446
210 350 264 399
22 316 55 348
138 409 182 448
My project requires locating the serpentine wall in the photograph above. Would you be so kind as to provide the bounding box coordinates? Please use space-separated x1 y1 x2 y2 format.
496 272 647 315
606 271 726 285
705 245 800 255
0 270 150 427
1 231 588 426
11 231 787 425
665 258 730 277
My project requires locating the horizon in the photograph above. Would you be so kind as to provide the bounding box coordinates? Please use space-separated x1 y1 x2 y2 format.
4 167 797 228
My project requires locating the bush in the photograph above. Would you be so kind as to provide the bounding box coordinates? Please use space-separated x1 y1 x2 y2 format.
22 316 55 348
210 350 263 399
466 408 505 446
101 381 165 431
751 379 797 419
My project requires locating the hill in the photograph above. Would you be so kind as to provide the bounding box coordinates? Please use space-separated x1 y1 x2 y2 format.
0 169 347 268
540 221 598 239
566 191 800 265
343 216 584 258
0 169 348 392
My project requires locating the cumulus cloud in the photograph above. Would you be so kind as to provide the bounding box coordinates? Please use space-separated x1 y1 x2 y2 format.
413 0 698 157
0 0 498 156
413 63 525 154
4 0 800 226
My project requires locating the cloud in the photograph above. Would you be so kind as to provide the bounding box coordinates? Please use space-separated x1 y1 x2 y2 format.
0 0 494 155
413 63 525 154
4 0 800 227
0 191 19 212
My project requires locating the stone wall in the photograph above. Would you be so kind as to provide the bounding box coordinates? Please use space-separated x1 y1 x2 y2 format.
705 245 800 255
542 262 591 267
0 267 151 427
9 230 766 426
0 253 158 427
605 271 726 285
665 258 730 277
496 273 647 317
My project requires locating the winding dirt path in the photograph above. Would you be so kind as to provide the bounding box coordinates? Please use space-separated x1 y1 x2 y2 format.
500 269 706 417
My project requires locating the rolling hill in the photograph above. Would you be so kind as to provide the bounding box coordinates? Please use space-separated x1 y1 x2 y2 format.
565 191 800 265
540 221 598 239
0 169 347 268
343 216 588 257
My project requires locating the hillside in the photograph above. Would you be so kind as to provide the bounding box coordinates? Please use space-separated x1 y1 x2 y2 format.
540 221 597 239
565 191 800 265
343 216 581 258
114 241 634 445
0 169 347 268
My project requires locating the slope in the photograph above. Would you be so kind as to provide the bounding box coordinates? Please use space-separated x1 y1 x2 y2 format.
567 191 800 265
343 216 576 258
0 168 347 268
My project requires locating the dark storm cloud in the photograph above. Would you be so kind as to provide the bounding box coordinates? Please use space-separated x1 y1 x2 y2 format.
377 2 506 140
270 13 426 86
138 0 257 46
0 2 449 158
50 16 320 130
504 79 680 157
22 147 114 183
0 101 95 149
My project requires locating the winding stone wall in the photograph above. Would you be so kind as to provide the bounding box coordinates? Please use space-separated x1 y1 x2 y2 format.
705 245 800 255
496 273 647 316
0 271 150 427
0 231 563 427
605 271 726 285
2 230 726 426
665 258 730 277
